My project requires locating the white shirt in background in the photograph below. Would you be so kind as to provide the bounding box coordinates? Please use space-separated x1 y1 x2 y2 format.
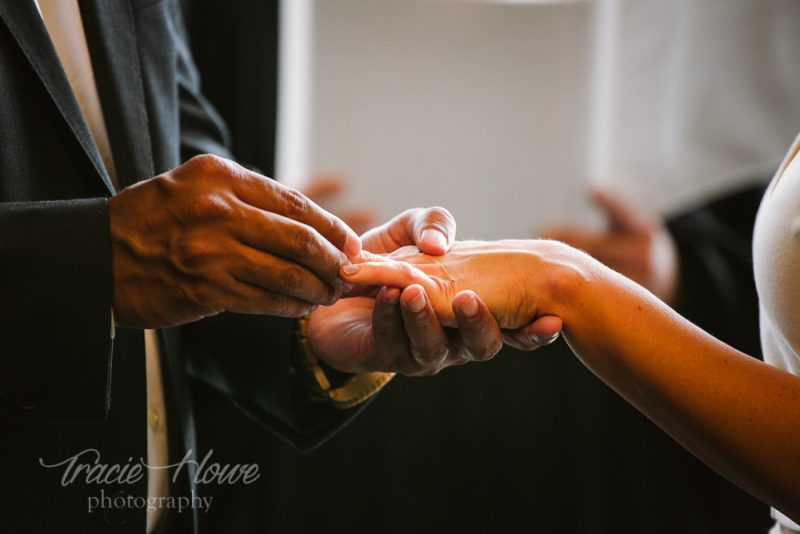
590 0 800 215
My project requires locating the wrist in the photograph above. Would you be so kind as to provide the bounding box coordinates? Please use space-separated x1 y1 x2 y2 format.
526 240 599 323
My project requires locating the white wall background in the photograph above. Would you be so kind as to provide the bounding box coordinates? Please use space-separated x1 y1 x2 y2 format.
278 0 800 238
279 0 597 240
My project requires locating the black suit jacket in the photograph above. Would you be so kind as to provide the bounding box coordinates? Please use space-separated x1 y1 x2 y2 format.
0 1 354 532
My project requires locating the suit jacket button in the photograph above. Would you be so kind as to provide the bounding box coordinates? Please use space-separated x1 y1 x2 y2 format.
16 385 40 411
103 490 132 527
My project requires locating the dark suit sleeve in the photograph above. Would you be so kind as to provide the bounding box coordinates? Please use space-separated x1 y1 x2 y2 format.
169 5 361 451
668 184 766 358
172 0 233 163
0 198 112 419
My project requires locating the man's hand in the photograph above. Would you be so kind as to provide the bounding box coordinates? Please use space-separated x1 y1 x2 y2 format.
109 154 361 328
540 189 679 304
308 288 511 376
307 208 561 376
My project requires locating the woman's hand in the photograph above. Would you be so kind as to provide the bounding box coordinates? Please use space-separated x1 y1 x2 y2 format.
340 240 586 330
305 212 560 376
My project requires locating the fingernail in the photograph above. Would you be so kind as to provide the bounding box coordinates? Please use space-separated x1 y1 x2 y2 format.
460 293 479 318
420 229 447 252
406 288 426 313
341 264 359 276
344 235 362 258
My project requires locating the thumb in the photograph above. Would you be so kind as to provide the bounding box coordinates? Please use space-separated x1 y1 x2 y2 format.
590 188 649 235
411 207 456 256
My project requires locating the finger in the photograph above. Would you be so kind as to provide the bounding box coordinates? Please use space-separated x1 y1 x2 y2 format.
340 260 436 294
400 285 449 373
451 291 503 362
590 188 649 235
299 174 345 202
339 252 395 296
371 287 409 370
362 207 456 256
235 173 361 258
234 204 352 291
224 276 319 317
502 315 563 351
410 207 456 255
231 246 340 305
353 250 394 263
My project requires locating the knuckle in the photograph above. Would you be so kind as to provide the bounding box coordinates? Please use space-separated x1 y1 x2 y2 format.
282 187 311 219
396 261 417 279
405 207 423 221
279 265 305 293
291 227 318 258
427 206 452 223
420 206 455 234
150 173 175 195
322 213 344 241
189 153 225 172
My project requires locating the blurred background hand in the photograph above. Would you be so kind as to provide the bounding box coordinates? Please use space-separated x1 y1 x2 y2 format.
540 188 679 305
300 174 377 235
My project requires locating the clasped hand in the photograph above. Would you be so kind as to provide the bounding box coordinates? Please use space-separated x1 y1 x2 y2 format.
308 241 566 376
